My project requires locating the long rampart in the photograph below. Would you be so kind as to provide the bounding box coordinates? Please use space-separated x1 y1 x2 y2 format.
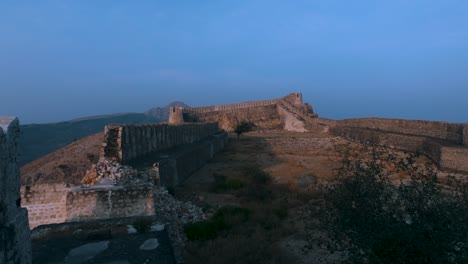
335 118 467 145
101 122 219 164
185 99 281 114
332 126 468 172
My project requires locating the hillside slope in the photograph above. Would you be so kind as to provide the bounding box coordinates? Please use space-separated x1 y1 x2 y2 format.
20 132 103 186
19 113 161 165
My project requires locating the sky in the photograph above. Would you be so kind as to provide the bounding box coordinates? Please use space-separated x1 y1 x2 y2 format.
0 0 467 124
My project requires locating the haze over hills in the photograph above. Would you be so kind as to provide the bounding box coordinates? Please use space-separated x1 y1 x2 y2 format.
19 101 187 166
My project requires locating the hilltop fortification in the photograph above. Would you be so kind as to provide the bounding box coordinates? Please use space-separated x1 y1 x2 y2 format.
169 92 319 132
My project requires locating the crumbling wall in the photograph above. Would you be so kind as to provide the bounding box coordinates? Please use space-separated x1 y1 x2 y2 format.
101 122 219 164
0 117 32 264
66 186 154 222
21 183 68 229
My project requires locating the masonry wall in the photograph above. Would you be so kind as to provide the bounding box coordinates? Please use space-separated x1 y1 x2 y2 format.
159 133 228 187
186 99 280 114
0 117 32 264
21 183 69 229
336 118 466 145
102 122 219 164
194 105 283 132
332 126 468 172
66 186 154 222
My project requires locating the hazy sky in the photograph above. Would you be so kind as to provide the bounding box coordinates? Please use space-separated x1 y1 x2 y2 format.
1 1 467 124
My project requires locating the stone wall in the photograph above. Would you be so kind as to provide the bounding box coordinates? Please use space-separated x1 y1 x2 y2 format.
0 117 32 264
102 122 219 164
336 118 466 145
194 105 282 132
21 183 154 229
332 126 468 172
186 99 280 114
158 133 228 187
66 186 154 222
21 183 69 229
440 147 468 172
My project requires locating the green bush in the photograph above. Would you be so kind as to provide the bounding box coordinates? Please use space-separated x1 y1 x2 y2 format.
185 206 250 241
133 218 153 234
212 173 245 191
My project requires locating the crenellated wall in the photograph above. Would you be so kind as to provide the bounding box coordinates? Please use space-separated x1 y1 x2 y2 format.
0 117 32 264
101 122 219 164
185 99 280 114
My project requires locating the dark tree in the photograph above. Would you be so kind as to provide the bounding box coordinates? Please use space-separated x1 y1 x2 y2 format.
234 121 254 139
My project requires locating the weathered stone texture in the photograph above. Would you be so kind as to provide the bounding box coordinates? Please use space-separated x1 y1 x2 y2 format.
332 126 468 172
21 183 68 229
66 186 154 222
337 118 465 144
0 117 32 264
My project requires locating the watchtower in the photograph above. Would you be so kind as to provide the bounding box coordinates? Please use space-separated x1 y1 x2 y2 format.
168 107 184 124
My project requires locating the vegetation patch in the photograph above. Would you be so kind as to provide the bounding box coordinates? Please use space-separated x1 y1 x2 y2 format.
185 206 250 241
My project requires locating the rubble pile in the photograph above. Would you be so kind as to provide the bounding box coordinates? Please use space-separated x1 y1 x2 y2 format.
82 159 159 186
153 187 206 263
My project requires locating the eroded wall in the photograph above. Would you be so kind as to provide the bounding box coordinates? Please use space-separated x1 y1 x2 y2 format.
0 117 32 264
102 122 219 163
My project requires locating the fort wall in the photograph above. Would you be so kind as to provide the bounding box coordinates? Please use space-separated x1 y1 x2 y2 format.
185 99 280 114
102 122 219 164
0 117 32 263
193 105 282 131
159 133 228 187
332 126 468 172
335 118 466 145
21 183 68 230
21 184 154 229
66 186 154 222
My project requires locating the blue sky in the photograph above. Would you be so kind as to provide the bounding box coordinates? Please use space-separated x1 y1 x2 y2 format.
0 0 467 124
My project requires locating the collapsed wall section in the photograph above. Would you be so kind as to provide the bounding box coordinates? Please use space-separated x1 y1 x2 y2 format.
101 122 219 164
0 117 32 264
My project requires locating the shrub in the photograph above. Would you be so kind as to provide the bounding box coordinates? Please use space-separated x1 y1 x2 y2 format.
318 145 468 263
234 121 255 139
212 173 245 191
185 206 250 241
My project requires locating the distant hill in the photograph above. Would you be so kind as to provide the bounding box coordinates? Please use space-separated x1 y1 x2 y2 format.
20 132 103 186
19 101 190 166
145 101 189 120
19 113 161 166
